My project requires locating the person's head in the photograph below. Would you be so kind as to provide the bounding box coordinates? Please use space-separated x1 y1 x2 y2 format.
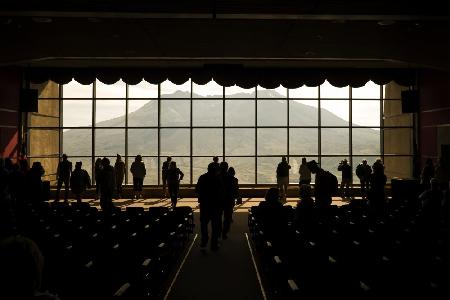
207 162 216 174
220 161 229 174
101 157 110 167
31 161 42 171
169 161 177 169
299 184 312 200
228 167 236 177
95 157 102 164
362 159 367 166
373 159 384 173
116 154 121 160
306 160 320 174
282 156 287 162
0 236 45 298
302 157 307 164
135 155 142 162
167 156 172 162
265 187 280 203
342 159 348 165
75 161 82 169
213 156 219 163
62 154 67 161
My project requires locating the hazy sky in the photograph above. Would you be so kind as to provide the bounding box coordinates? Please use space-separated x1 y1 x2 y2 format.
62 79 381 127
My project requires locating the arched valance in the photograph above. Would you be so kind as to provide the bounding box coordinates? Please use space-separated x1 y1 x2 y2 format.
26 67 416 88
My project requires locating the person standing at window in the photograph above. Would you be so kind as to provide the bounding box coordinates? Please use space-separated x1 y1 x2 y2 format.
114 154 125 199
161 156 172 198
167 161 184 208
70 161 91 204
130 155 146 200
338 159 352 199
276 156 291 204
94 157 103 200
356 160 372 200
55 154 72 203
98 157 115 212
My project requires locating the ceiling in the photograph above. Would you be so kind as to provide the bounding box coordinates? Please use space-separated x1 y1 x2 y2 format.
1 1 450 71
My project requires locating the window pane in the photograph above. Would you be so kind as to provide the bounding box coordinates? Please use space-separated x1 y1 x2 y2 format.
30 100 60 127
257 129 287 155
128 129 158 156
257 157 280 184
63 129 92 156
193 129 222 156
161 79 190 98
225 129 255 156
352 100 380 127
352 128 380 155
257 100 287 126
320 80 349 98
321 100 349 126
128 100 157 127
160 129 190 156
95 129 125 156
289 86 318 99
352 81 380 99
160 100 190 127
289 156 317 184
320 156 349 182
63 100 92 127
96 79 126 98
29 129 59 156
225 86 254 98
193 157 213 184
63 80 92 98
321 128 349 155
193 100 222 126
384 128 412 155
159 156 190 184
384 156 412 180
127 157 158 185
226 157 255 184
128 80 158 98
96 100 126 126
289 128 318 155
257 85 287 98
290 100 318 126
225 100 255 126
193 80 223 98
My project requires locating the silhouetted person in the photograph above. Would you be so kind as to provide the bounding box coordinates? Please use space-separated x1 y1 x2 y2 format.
130 155 146 200
420 158 435 192
419 178 443 226
167 161 184 208
356 159 372 200
294 184 315 229
196 162 223 251
114 154 125 198
211 156 220 175
220 162 236 240
368 159 387 214
94 157 102 200
0 236 60 300
435 157 449 190
55 154 72 202
26 162 45 205
307 160 336 208
162 156 172 198
299 157 311 186
277 156 291 203
98 157 115 212
70 161 91 204
338 159 352 198
257 188 285 238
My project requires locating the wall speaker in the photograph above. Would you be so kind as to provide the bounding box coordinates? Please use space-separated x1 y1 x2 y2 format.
19 88 38 112
401 90 419 113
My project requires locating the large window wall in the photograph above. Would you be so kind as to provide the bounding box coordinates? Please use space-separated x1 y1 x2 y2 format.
28 79 414 185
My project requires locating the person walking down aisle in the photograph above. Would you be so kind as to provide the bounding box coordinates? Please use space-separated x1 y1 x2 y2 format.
167 161 184 208
276 156 291 203
98 157 115 212
55 154 72 203
70 161 91 204
94 158 103 200
161 156 172 198
130 155 146 200
196 163 223 251
356 160 372 200
114 154 125 199
222 166 240 240
338 159 352 199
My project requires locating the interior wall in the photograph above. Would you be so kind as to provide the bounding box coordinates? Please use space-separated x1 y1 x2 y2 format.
0 68 21 160
419 69 450 168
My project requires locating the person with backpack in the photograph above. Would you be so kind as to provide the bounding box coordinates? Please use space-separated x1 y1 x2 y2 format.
306 160 337 208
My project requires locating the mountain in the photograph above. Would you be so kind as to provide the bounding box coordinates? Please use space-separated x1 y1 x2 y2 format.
63 90 380 183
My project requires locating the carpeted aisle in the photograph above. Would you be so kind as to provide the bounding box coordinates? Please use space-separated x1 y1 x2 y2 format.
166 213 264 300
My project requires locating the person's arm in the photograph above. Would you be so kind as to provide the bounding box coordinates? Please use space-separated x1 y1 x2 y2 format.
179 169 184 181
